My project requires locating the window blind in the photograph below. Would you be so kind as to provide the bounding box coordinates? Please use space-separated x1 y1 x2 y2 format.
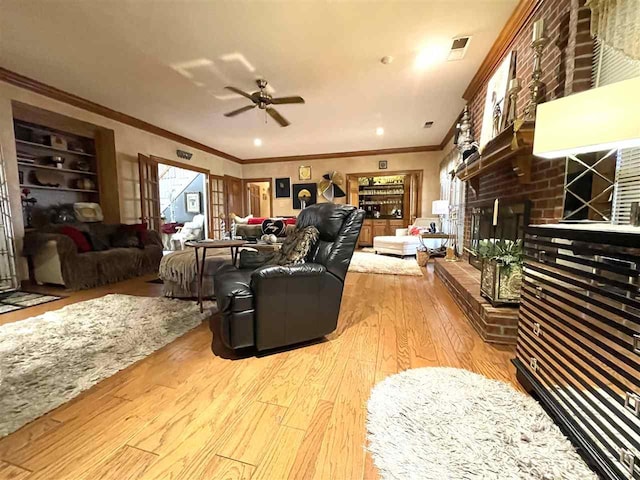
592 39 640 224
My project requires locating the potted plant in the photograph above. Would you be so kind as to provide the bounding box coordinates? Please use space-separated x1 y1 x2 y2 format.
480 239 524 306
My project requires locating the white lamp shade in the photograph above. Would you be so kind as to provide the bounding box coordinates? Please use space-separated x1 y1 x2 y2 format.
432 200 449 215
533 76 640 159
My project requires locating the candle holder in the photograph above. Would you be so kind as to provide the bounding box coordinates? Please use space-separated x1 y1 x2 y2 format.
524 35 548 121
506 78 522 126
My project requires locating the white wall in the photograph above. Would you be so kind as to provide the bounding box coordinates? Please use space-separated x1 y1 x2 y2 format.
242 151 442 217
0 80 241 279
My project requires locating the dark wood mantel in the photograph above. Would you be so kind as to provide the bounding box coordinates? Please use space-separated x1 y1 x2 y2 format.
455 120 535 190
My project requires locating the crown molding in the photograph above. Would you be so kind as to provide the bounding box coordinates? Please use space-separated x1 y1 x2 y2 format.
1 67 446 165
243 144 442 164
461 0 543 102
0 67 242 163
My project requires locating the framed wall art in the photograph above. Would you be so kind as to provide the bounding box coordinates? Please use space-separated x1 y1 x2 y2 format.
292 183 317 209
298 165 312 181
275 177 291 198
479 52 514 150
185 191 202 213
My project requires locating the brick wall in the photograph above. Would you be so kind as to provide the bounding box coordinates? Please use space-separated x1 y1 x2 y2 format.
463 0 593 251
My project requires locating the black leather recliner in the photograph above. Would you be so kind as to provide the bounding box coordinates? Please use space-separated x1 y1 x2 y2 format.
213 203 364 351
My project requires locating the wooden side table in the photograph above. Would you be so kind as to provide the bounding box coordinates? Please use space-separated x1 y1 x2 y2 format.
185 239 245 313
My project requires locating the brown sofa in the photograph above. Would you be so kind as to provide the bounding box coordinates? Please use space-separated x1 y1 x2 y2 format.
23 224 163 290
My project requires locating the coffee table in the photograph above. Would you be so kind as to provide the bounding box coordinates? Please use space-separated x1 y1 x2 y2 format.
185 239 246 312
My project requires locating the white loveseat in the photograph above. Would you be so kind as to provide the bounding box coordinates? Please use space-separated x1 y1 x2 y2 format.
372 217 442 256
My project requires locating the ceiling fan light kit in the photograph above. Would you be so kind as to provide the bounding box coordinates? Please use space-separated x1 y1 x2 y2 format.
223 79 305 127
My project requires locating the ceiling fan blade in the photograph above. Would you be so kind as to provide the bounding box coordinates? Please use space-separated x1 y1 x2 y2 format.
224 104 256 117
271 96 305 105
224 86 254 100
267 108 290 127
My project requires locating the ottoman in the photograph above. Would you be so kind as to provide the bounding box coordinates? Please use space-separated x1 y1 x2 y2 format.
159 249 231 298
373 235 441 256
373 236 422 256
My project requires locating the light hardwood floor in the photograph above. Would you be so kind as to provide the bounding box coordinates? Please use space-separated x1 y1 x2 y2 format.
0 266 520 480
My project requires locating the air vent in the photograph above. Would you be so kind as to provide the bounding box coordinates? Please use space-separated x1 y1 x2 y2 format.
448 36 471 61
423 121 434 129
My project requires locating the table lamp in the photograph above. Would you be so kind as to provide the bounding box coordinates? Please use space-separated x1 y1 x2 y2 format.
432 200 449 232
533 76 640 159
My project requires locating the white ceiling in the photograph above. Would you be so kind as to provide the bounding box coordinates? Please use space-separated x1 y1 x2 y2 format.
0 0 517 159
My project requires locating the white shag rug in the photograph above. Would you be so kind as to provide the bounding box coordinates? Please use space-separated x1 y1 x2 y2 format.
0 294 212 437
349 252 422 276
367 368 598 480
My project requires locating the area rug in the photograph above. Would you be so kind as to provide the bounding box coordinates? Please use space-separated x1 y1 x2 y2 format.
366 368 597 480
0 291 64 314
0 294 213 437
348 251 422 276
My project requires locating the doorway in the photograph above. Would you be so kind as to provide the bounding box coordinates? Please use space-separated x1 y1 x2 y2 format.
244 179 272 218
138 154 209 250
158 162 207 250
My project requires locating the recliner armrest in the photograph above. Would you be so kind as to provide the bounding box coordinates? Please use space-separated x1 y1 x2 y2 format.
252 263 326 280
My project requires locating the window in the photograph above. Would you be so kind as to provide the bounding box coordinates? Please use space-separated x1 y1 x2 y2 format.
591 39 640 224
439 148 465 253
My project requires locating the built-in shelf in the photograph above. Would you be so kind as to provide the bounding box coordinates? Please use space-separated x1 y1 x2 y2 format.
17 162 97 176
19 184 98 194
16 139 95 157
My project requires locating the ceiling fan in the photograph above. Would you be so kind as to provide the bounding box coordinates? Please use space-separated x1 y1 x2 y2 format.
223 79 305 127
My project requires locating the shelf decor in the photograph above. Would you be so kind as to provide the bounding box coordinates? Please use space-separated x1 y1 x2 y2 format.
13 116 100 221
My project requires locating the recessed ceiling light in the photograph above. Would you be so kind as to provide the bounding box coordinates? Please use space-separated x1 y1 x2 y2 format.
376 127 384 136
380 56 394 65
414 44 449 70
253 138 262 147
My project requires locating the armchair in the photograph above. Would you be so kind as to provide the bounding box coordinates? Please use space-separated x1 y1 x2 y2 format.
213 203 364 351
172 214 205 250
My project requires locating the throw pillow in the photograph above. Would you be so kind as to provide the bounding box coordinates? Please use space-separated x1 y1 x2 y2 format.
283 218 297 226
60 225 92 253
86 231 110 251
261 218 285 237
121 222 148 243
233 214 253 225
248 217 266 225
111 228 143 249
266 226 319 266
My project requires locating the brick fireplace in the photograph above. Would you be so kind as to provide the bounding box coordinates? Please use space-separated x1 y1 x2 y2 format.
436 0 594 345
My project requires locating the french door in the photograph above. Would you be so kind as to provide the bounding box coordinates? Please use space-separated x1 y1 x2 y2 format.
0 145 18 292
138 153 161 231
209 174 226 240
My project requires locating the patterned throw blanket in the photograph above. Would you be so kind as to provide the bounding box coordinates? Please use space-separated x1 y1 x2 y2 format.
158 250 198 290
